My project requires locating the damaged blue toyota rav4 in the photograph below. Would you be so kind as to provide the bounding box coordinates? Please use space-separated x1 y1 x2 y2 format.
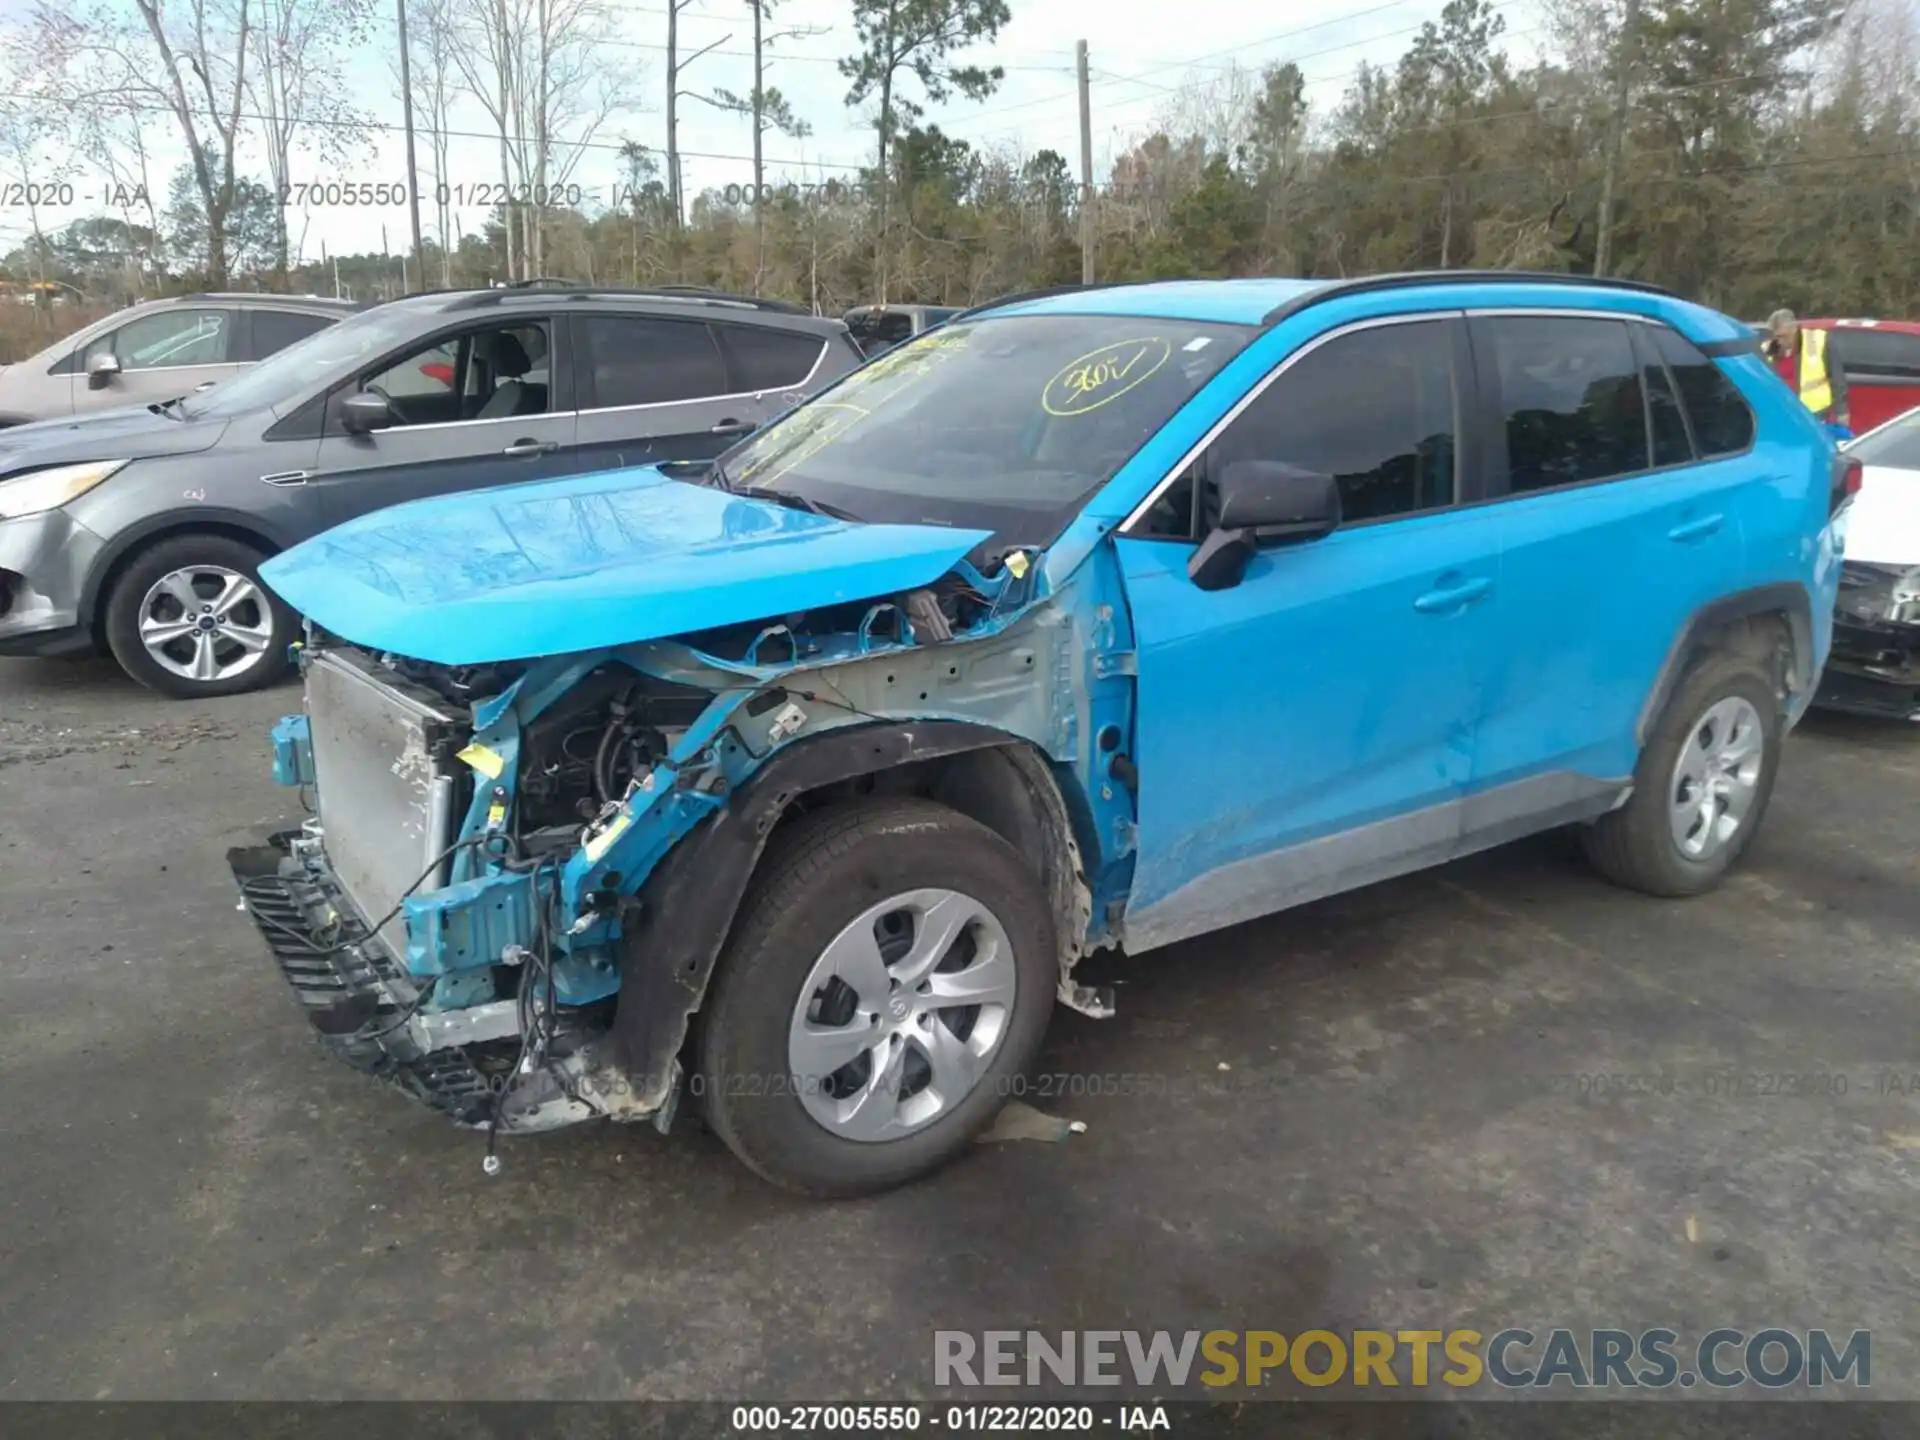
230 272 1850 1195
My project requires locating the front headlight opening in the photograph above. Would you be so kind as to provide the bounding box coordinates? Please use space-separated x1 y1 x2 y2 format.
0 459 128 521
1837 563 1920 625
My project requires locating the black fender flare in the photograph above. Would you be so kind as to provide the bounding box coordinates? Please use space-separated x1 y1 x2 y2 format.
1635 581 1815 745
607 719 1033 1112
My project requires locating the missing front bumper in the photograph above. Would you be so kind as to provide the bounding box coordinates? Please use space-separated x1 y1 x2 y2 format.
1815 618 1920 721
228 836 636 1134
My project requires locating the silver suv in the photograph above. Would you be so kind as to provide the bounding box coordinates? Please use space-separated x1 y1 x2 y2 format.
0 284 863 697
0 293 357 425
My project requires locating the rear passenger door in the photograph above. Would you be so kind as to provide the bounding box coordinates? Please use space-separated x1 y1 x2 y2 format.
1469 312 1753 800
569 313 824 475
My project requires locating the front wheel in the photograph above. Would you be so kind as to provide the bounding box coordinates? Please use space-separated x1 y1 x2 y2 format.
102 534 296 698
698 797 1058 1197
1581 648 1782 897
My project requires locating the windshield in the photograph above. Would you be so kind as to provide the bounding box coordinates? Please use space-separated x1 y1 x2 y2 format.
1850 408 1920 472
726 314 1253 549
178 304 427 419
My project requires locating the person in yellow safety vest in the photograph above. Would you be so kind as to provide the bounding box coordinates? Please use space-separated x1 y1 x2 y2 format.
1762 309 1850 430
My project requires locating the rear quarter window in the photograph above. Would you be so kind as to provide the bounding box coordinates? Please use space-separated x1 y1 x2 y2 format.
1651 326 1755 457
715 324 825 390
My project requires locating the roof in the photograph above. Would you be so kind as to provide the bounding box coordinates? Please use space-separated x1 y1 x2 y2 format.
1804 318 1920 334
958 272 1753 347
985 278 1330 325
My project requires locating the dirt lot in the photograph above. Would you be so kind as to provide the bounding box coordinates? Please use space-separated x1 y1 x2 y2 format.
2 651 1918 1406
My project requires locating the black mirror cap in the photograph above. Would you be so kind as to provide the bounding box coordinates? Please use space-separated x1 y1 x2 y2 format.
1215 459 1342 537
1187 526 1257 591
340 391 394 434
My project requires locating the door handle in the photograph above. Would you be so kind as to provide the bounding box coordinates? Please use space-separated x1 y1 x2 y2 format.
1667 512 1725 543
1413 575 1492 614
710 417 755 437
504 438 559 457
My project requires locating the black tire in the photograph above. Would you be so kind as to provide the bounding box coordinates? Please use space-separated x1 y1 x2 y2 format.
1581 647 1783 897
698 796 1057 1197
103 533 296 699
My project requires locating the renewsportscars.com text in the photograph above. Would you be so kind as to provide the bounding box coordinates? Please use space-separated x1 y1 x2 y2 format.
934 1327 1870 1391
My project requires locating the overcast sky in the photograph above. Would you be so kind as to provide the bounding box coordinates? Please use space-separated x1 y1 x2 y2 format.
0 0 1551 265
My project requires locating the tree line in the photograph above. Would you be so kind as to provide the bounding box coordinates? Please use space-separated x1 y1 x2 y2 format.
0 0 1915 330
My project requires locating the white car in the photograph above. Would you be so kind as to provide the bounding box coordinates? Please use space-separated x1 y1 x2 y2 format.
1821 407 1920 719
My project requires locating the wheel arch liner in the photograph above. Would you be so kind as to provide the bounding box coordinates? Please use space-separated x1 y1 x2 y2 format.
606 720 1048 1113
1635 582 1816 745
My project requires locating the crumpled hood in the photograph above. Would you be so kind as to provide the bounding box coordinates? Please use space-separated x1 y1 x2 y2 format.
0 403 229 471
259 465 994 666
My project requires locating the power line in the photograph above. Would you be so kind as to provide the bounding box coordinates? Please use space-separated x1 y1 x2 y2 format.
940 3 1424 128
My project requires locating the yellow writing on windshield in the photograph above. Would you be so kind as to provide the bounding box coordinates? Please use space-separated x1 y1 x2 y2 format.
737 402 869 488
1042 337 1173 416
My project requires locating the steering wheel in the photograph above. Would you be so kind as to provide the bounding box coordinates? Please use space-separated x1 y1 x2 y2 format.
365 383 412 425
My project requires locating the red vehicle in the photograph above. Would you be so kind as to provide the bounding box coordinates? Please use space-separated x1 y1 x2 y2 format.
1781 319 1920 433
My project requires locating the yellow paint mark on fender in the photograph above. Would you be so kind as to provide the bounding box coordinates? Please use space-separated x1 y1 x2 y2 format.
457 742 505 779
1042 337 1172 416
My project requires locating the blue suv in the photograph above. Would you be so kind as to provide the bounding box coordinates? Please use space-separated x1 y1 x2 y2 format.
229 271 1847 1195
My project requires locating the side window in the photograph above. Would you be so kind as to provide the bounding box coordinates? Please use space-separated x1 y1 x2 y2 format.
1205 319 1458 525
1481 316 1647 493
351 321 551 427
1827 327 1920 379
578 315 728 408
1630 323 1693 467
714 324 824 390
86 309 232 370
251 309 336 360
1652 326 1755 457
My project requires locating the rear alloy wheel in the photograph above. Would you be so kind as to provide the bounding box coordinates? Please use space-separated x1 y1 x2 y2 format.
1581 648 1781 897
699 797 1057 1196
104 535 296 698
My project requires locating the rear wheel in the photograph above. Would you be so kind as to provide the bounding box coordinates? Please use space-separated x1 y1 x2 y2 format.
103 534 295 698
1581 648 1781 897
698 797 1057 1197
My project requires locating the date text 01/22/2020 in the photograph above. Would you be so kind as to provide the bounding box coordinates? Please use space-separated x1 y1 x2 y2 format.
728 1405 1173 1432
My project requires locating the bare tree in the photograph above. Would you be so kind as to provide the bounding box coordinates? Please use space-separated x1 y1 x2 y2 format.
0 36 77 322
250 0 374 282
446 0 637 279
710 0 824 292
664 0 730 228
394 0 461 283
38 0 256 287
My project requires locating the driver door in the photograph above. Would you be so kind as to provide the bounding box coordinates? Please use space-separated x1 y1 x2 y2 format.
307 315 577 529
1113 313 1506 953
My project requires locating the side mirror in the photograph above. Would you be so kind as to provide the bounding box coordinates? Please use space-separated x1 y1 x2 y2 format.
340 391 394 435
1188 459 1341 592
86 352 121 390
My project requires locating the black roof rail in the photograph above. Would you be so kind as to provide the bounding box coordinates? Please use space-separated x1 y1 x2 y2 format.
1257 269 1679 327
444 284 809 315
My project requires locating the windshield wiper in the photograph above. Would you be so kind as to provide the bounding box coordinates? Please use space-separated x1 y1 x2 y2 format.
148 396 188 420
748 485 861 522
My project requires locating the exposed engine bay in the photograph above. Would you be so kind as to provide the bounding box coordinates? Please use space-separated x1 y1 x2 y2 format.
237 553 1117 1170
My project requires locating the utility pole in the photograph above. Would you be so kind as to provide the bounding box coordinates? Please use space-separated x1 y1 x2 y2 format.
1593 0 1640 277
1076 39 1095 284
396 0 426 291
